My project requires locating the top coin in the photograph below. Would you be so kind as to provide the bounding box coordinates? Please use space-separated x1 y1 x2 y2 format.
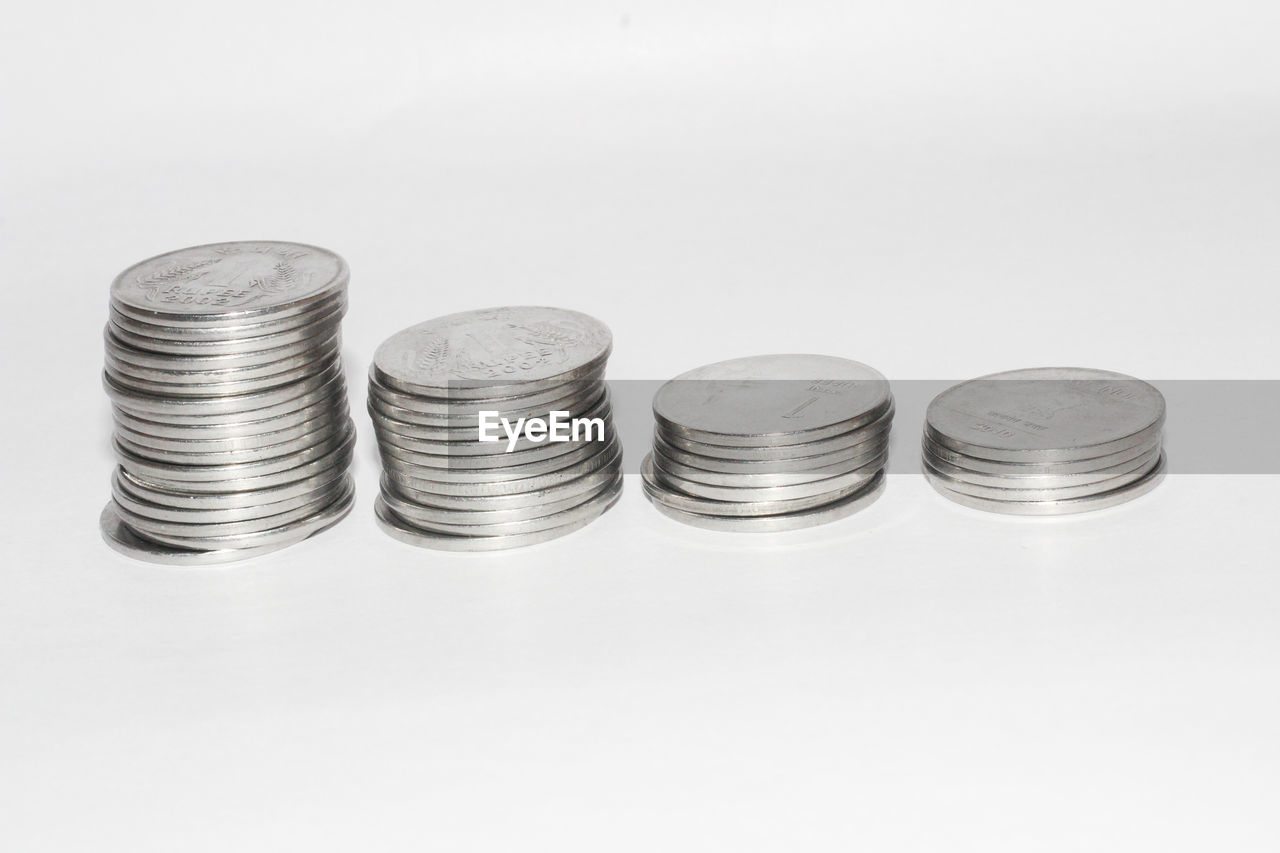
925 367 1166 461
652 354 892 443
110 241 348 322
372 307 612 394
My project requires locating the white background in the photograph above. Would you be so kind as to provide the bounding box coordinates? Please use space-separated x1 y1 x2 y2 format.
2 1 1278 849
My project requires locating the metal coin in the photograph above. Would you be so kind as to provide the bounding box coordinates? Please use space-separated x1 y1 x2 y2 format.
384 437 623 497
109 241 349 324
921 449 1162 502
105 325 343 371
114 479 348 538
366 367 605 417
381 472 623 533
365 380 606 431
114 416 350 466
131 479 356 550
925 367 1165 462
108 291 346 340
651 438 887 487
641 454 876 517
113 470 351 524
115 425 355 488
644 469 886 532
921 432 1160 477
921 438 1162 489
654 405 893 468
380 459 622 512
107 300 346 356
372 307 612 397
646 449 886 503
115 463 350 511
100 485 351 566
652 354 892 446
373 393 611 457
379 431 615 484
107 366 346 422
373 483 622 552
110 391 348 442
924 453 1167 515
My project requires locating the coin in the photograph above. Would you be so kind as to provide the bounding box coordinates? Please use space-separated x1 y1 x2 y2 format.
644 469 887 532
642 354 893 531
924 454 1167 516
925 367 1165 463
652 354 892 446
101 242 356 563
368 308 623 549
371 306 612 396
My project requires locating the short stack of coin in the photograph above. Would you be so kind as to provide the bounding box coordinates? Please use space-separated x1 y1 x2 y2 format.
100 241 356 564
642 355 892 531
922 367 1166 515
369 307 623 551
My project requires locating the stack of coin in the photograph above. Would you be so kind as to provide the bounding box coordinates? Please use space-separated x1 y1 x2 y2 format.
641 355 892 531
922 367 1166 515
369 307 623 551
100 241 356 564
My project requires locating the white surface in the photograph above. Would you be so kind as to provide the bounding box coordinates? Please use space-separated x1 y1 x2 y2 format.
2 2 1278 850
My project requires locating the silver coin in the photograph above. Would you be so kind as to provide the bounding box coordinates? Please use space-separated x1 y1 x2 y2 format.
921 449 1162 502
116 423 355 487
109 388 348 441
365 379 606 431
644 469 886 532
100 485 352 566
107 366 346 421
921 438 1162 489
380 459 622 512
373 482 622 552
652 438 886 488
114 416 350 466
110 241 348 324
373 394 612 457
924 453 1167 515
114 478 348 539
112 406 344 454
366 367 605 416
105 349 340 398
107 300 346 356
372 306 612 397
641 454 875 517
116 463 350 511
653 354 892 446
105 325 343 371
925 367 1165 462
104 337 342 387
123 431 355 495
108 291 346 340
647 448 886 503
113 469 350 524
379 431 614 484
130 479 356 550
921 432 1160 476
656 400 895 460
384 437 623 497
654 405 893 467
381 473 622 534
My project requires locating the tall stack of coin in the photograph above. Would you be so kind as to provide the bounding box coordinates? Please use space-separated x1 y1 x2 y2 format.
100 241 356 564
369 307 623 551
922 367 1166 515
641 355 892 531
